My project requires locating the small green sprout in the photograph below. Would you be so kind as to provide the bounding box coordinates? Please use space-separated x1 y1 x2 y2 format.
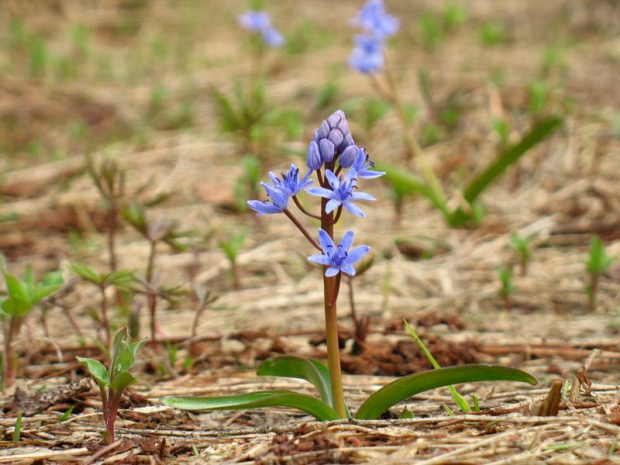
70 263 135 351
405 321 472 413
13 411 22 442
219 232 246 289
478 22 506 46
585 236 614 311
78 327 146 444
0 264 63 387
511 234 533 276
498 265 515 310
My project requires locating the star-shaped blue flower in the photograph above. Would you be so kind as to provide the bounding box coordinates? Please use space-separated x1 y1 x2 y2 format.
308 229 370 277
306 169 376 218
350 148 385 179
269 164 312 196
351 0 400 40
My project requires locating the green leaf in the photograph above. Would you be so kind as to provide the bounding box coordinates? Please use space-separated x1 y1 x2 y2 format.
70 263 103 285
257 356 333 407
110 371 138 391
161 390 340 421
464 116 563 204
354 365 537 420
77 357 110 386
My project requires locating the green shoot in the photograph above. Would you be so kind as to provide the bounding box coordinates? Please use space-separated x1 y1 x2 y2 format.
70 263 135 352
234 156 262 212
219 232 247 289
585 236 614 311
59 405 75 422
0 265 63 388
404 321 472 413
479 22 506 46
78 327 146 444
511 234 533 276
498 265 515 310
13 411 22 442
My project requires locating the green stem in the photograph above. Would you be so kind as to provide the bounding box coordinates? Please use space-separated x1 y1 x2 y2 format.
321 197 347 419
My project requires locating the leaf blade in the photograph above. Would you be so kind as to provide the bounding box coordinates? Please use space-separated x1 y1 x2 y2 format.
354 365 537 420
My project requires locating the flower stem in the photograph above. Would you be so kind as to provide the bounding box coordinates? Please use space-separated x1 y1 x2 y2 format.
321 198 347 419
283 208 321 251
293 196 321 220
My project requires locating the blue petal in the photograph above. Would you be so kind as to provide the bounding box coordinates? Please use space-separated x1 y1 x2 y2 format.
357 169 385 179
306 187 336 199
324 170 340 189
344 201 366 218
339 231 355 250
247 200 282 216
317 229 336 253
351 191 376 201
345 245 370 264
325 266 340 277
341 263 356 276
325 199 341 214
308 254 332 266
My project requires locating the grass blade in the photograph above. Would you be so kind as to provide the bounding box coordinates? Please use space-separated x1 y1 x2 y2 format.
355 365 537 420
464 116 563 203
161 390 340 421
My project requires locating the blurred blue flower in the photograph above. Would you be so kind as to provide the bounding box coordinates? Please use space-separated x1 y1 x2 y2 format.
238 10 271 32
348 34 384 74
308 229 370 277
238 10 285 48
351 148 385 179
351 0 400 39
307 169 376 218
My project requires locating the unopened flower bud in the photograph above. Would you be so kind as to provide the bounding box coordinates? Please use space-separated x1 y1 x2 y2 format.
319 139 335 162
339 145 358 168
337 118 349 137
328 129 344 148
314 121 330 141
307 141 322 170
327 112 342 129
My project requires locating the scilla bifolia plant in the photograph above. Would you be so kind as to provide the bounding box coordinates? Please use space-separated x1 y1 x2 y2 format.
78 327 146 443
348 0 563 228
162 110 536 421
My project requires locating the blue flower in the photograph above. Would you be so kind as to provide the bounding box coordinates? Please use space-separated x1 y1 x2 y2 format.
308 229 370 277
351 148 385 179
307 169 376 218
238 11 272 32
238 10 285 48
247 165 311 216
348 35 384 74
351 0 400 39
247 183 289 216
269 164 312 196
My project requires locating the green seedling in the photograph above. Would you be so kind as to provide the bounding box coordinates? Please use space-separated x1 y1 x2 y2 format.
219 232 246 289
0 265 63 388
442 3 468 31
13 411 22 442
234 155 262 212
405 321 472 413
88 158 126 273
69 263 135 352
527 80 548 116
59 405 74 422
78 327 146 444
585 236 614 311
419 12 446 52
498 265 515 310
479 22 506 46
511 234 533 276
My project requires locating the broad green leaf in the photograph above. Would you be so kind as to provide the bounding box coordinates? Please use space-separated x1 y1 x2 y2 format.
110 371 138 391
162 390 340 421
4 273 30 303
257 356 333 407
77 357 110 386
464 116 563 204
355 365 537 420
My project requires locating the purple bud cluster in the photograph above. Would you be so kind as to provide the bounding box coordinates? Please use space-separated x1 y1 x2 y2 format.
238 10 285 48
348 0 400 74
248 110 384 276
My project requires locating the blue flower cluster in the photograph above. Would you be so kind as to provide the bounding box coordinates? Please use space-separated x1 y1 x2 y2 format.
238 10 285 48
349 0 399 74
248 110 384 276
